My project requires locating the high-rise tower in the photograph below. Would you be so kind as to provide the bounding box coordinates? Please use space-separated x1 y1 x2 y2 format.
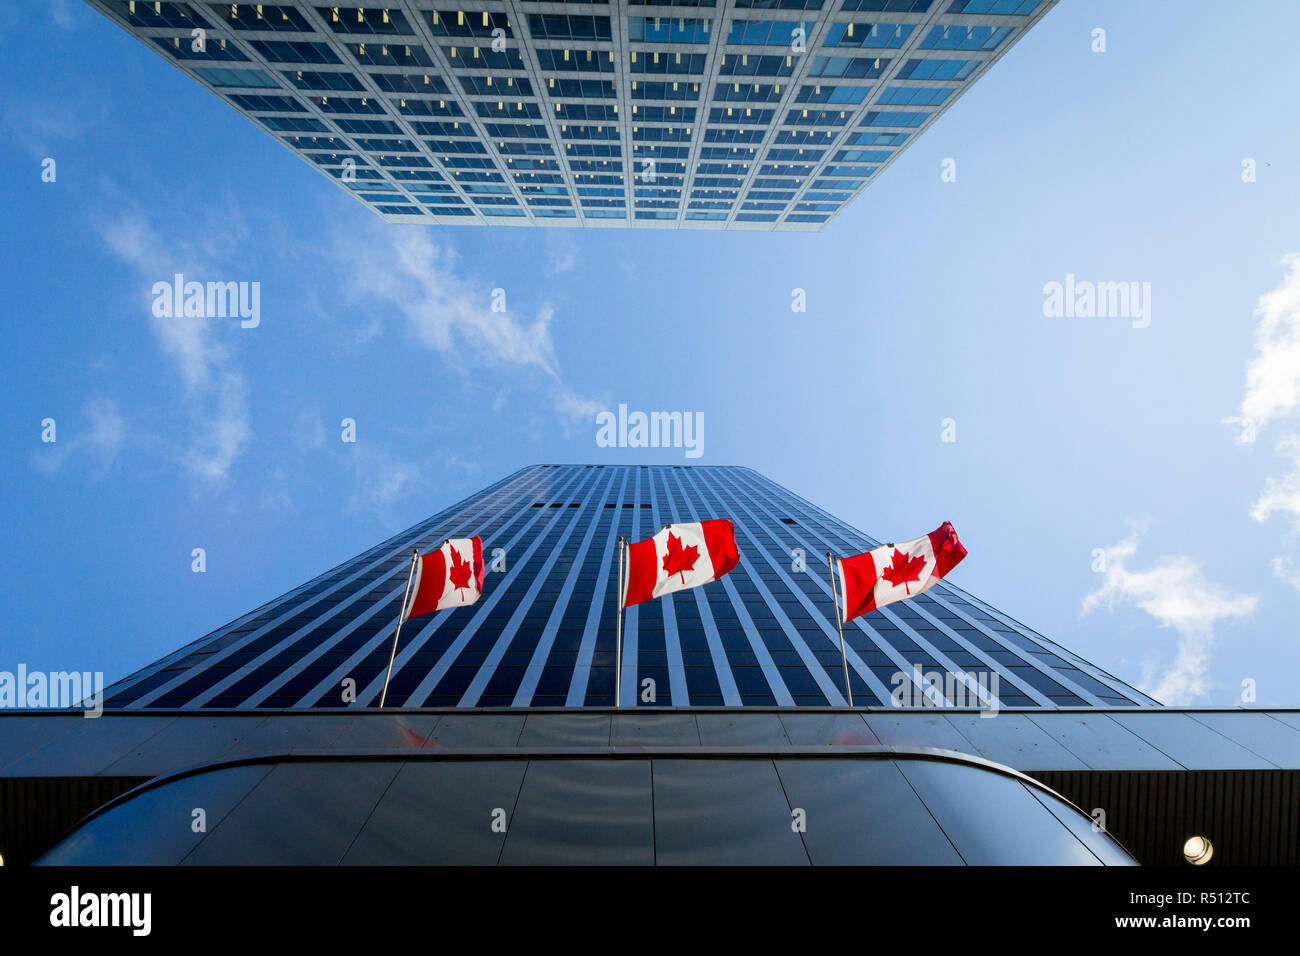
82 0 1056 228
102 464 1152 711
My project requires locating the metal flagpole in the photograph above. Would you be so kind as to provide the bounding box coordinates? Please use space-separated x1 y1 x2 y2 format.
827 552 853 707
615 536 624 709
379 548 419 709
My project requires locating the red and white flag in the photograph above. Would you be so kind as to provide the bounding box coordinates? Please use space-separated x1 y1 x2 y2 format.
623 520 739 608
834 522 967 623
405 537 485 619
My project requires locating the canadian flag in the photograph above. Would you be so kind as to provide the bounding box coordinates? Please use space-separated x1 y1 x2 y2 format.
405 537 485 619
835 522 967 623
623 520 739 608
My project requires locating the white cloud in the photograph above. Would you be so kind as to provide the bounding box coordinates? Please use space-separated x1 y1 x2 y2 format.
1251 434 1300 529
93 205 252 485
180 373 251 485
33 397 125 477
1229 255 1300 583
553 387 606 426
1234 254 1300 431
99 213 224 390
354 229 560 376
85 396 125 453
257 467 297 514
1268 556 1300 592
445 453 482 478
348 447 423 523
1082 527 1258 704
2 98 85 156
341 226 604 440
546 234 578 275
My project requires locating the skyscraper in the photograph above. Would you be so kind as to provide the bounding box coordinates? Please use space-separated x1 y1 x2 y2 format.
101 464 1152 711
82 0 1055 228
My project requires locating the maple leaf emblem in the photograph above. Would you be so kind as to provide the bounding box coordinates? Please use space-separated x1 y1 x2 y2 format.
880 548 926 594
661 531 700 584
447 545 475 596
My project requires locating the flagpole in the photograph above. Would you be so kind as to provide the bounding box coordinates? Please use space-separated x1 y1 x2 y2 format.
615 535 624 709
379 548 419 709
827 552 853 707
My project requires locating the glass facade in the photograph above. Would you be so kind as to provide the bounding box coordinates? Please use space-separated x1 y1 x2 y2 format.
102 464 1152 710
85 0 1054 229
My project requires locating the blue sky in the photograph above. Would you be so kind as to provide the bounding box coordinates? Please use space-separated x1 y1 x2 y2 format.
2 0 1298 707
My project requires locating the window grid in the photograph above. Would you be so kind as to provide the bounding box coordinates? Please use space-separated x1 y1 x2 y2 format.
88 0 1055 228
103 466 1154 711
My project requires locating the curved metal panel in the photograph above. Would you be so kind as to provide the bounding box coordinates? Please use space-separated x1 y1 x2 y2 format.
37 749 1135 866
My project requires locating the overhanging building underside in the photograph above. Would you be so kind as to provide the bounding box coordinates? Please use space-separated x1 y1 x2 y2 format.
3 708 1297 865
83 0 1055 229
